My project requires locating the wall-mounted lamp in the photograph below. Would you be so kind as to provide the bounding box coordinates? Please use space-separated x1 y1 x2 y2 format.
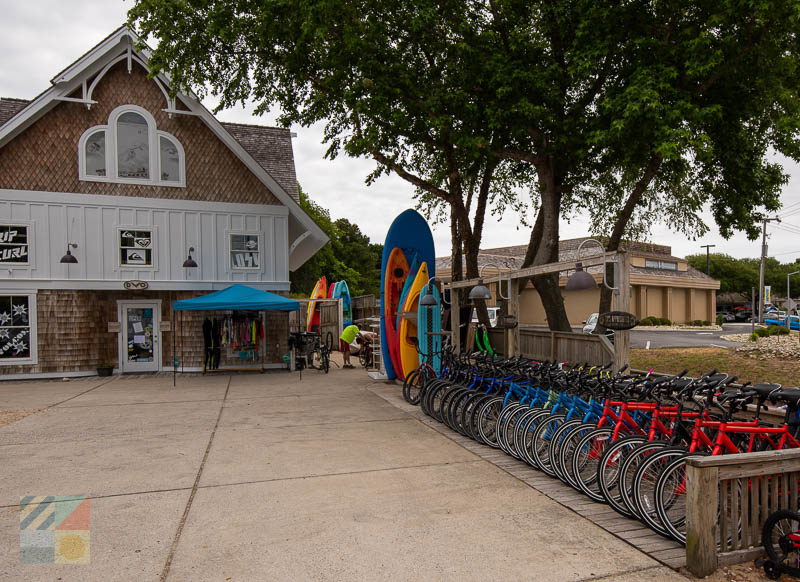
182 247 198 268
420 277 441 306
565 238 618 291
468 263 510 301
60 243 78 264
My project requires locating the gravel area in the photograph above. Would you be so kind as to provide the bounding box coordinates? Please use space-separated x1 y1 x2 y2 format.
734 334 800 359
0 409 41 427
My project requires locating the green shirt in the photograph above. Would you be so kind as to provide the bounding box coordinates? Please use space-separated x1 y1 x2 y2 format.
340 325 359 344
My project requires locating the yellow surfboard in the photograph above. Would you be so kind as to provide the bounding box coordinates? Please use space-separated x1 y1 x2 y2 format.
398 261 428 379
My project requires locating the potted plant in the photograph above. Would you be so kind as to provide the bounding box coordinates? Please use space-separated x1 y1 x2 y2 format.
96 363 114 377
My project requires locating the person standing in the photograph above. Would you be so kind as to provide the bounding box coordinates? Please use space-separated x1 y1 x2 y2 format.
339 324 361 369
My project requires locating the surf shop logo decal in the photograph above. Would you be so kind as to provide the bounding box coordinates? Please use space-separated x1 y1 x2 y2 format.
20 496 91 564
0 225 29 264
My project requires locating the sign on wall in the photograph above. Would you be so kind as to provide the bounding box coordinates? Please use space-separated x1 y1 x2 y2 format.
0 226 28 264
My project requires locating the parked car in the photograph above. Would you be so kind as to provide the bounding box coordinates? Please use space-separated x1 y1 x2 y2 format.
582 313 599 334
733 309 753 322
716 311 736 322
471 307 500 327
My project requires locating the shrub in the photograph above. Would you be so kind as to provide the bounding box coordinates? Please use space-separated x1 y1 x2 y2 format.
755 327 770 338
658 317 672 326
702 320 711 326
716 314 725 326
766 324 790 336
749 332 759 342
639 316 656 326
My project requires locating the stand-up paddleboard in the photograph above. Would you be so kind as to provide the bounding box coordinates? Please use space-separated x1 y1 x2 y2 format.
306 276 328 332
417 281 442 374
395 254 420 346
328 281 337 299
380 210 436 380
398 262 429 379
332 280 353 327
382 248 409 379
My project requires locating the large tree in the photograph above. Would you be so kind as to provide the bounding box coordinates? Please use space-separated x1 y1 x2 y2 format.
130 0 800 331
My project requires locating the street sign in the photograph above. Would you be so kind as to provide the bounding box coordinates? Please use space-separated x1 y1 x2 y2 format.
598 311 638 331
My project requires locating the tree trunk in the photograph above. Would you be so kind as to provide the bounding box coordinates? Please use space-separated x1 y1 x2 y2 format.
522 163 572 332
597 154 664 324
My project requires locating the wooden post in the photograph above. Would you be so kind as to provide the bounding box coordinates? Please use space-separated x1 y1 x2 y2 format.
686 460 719 577
506 278 520 357
450 286 461 353
613 251 631 371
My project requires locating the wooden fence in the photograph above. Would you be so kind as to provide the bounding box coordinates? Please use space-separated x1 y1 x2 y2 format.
485 327 613 365
686 448 800 576
352 294 379 324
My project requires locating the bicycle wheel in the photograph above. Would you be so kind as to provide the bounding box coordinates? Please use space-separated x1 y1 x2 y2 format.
558 423 598 490
325 331 333 351
632 447 689 537
763 509 800 578
468 394 497 444
500 405 530 459
476 397 504 447
617 440 670 519
654 454 692 543
597 436 647 519
549 419 585 483
514 408 549 465
458 392 485 440
571 428 614 501
322 350 330 373
530 414 568 476
496 402 524 454
403 369 429 405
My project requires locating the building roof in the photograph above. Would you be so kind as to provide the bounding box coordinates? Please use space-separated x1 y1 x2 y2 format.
437 236 717 283
0 97 299 201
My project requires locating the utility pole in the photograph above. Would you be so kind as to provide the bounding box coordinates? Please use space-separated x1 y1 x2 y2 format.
758 217 781 323
700 244 716 275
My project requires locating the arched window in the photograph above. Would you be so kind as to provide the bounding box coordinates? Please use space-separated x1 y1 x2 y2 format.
79 105 184 187
116 112 150 180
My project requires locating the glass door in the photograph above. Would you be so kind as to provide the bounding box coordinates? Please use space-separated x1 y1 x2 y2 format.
119 302 160 373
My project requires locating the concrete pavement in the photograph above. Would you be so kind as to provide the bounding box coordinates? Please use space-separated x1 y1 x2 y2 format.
0 365 687 581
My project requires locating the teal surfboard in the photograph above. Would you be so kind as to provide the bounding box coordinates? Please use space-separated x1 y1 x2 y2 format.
417 282 442 374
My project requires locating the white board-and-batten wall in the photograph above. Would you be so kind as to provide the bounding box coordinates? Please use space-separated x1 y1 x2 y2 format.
0 190 290 291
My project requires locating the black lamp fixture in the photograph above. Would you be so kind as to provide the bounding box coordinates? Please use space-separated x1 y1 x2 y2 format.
565 238 621 292
468 263 509 301
565 262 597 291
182 247 198 268
60 243 78 264
420 277 441 306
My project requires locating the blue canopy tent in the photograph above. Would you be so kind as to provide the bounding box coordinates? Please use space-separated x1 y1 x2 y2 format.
171 285 299 383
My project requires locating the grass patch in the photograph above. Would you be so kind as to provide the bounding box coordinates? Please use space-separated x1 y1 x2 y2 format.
630 347 800 387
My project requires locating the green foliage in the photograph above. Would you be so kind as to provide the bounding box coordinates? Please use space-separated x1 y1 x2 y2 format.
716 314 725 326
289 189 382 297
639 317 671 326
687 253 800 297
766 324 790 336
749 332 760 342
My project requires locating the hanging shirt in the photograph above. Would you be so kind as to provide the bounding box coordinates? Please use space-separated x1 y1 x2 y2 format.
340 325 360 344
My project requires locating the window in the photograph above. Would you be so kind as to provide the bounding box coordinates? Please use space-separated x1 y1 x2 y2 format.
0 225 29 265
84 130 106 177
119 229 153 267
79 105 184 187
0 294 36 364
645 259 678 270
230 233 261 269
159 136 181 182
117 112 150 180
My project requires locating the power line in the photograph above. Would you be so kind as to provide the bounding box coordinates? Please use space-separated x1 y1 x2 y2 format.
772 249 800 256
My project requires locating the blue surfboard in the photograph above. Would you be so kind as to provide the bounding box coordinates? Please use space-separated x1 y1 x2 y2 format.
396 253 420 335
417 282 442 374
380 210 436 380
334 280 353 327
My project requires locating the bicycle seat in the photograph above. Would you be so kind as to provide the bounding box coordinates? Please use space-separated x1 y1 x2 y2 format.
749 382 782 400
771 389 800 407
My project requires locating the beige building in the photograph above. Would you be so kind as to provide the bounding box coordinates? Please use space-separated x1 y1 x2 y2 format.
437 238 720 326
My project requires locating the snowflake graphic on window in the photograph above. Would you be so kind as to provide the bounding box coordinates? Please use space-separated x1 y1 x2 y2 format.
12 340 27 355
0 312 10 325
12 303 27 317
0 329 8 340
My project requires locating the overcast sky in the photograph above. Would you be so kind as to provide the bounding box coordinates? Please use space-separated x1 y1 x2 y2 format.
2 0 800 263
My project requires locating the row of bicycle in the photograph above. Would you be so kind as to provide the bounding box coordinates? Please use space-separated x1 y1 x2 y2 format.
402 351 800 545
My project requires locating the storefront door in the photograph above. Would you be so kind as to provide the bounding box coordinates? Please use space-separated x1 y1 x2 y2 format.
118 301 161 373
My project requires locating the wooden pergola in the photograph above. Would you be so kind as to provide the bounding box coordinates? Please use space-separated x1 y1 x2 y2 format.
444 251 632 370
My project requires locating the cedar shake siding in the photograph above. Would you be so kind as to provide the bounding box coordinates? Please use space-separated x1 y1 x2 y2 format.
0 62 281 205
0 290 290 375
